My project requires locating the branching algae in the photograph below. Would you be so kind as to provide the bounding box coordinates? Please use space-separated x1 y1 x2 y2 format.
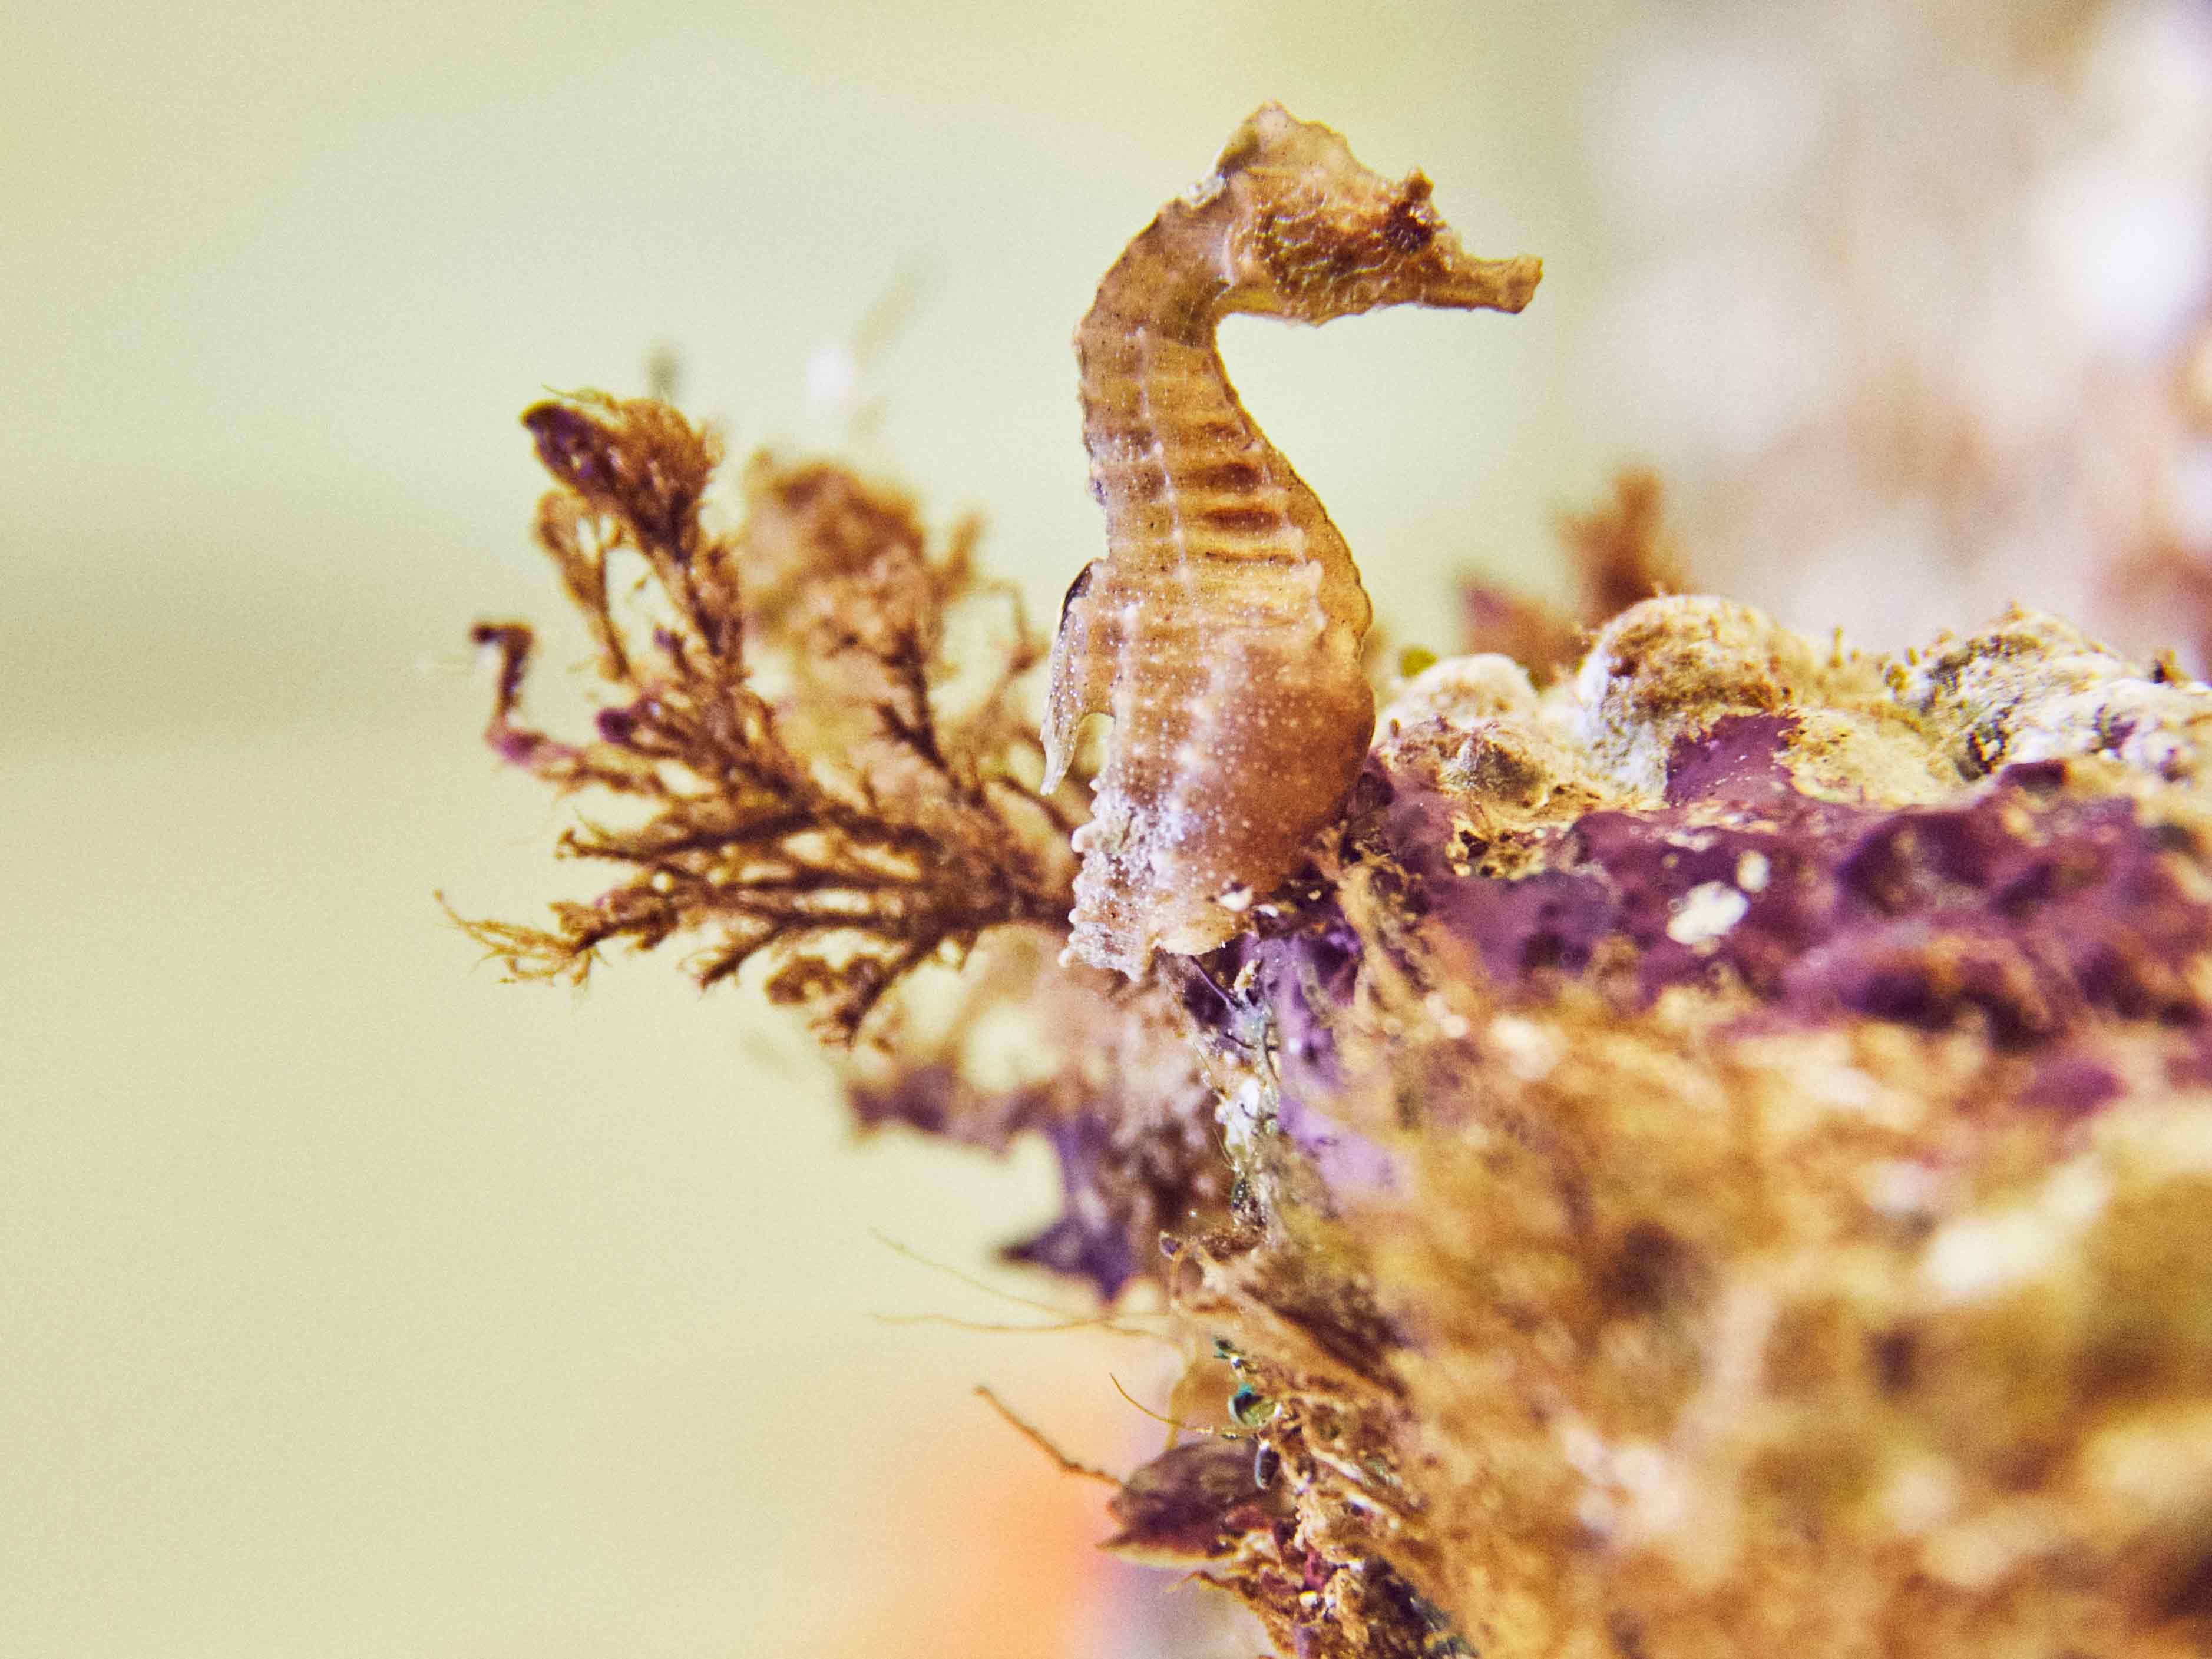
457 392 1084 1041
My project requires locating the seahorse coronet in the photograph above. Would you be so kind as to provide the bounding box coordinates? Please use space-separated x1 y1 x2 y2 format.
1046 104 1542 976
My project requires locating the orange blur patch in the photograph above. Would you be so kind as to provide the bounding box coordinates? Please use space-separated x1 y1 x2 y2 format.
820 1393 1119 1657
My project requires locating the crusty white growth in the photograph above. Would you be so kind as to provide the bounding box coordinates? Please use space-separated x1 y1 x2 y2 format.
1368 597 2212 898
1574 596 1964 806
1893 607 2212 784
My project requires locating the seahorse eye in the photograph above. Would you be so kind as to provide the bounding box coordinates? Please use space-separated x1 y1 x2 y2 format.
1381 188 1439 256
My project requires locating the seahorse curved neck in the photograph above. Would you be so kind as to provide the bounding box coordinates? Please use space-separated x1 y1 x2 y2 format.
1074 207 1368 625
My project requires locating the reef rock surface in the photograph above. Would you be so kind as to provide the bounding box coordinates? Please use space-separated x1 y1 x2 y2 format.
1142 597 2212 1659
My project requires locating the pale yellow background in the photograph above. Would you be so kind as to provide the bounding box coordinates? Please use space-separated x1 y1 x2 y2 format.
1 4 1634 1654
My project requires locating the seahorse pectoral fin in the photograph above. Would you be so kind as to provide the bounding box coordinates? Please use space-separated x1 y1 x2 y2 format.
1041 558 1115 792
1040 693 1082 795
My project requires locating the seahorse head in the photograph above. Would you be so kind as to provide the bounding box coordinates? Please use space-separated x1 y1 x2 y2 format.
1205 102 1541 326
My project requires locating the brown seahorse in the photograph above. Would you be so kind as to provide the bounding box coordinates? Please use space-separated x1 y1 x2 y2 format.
1043 104 1542 975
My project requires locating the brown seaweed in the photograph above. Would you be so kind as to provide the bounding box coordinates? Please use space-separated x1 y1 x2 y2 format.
455 392 1083 1041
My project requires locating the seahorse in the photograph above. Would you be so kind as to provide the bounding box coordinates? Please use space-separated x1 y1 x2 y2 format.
1043 103 1542 975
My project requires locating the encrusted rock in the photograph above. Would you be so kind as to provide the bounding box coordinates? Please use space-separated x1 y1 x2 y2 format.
1147 596 2212 1659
